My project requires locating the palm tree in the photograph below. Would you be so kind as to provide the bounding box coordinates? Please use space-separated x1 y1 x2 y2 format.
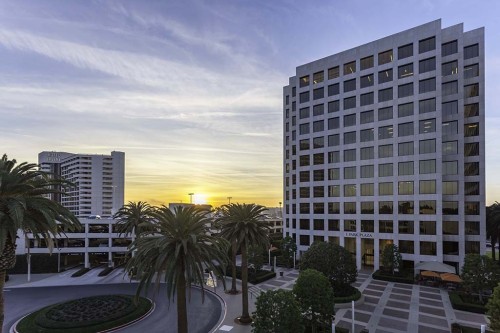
0 154 80 333
126 205 228 333
113 201 155 237
487 202 500 262
216 203 270 324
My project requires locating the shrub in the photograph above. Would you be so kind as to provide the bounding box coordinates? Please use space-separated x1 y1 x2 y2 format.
334 286 361 304
71 267 90 277
449 291 487 314
372 270 414 284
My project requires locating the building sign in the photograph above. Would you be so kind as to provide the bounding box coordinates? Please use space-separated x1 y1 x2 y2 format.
344 232 374 238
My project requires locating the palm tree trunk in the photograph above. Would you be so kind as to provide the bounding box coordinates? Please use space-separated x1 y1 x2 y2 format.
230 240 238 294
239 241 252 323
0 270 5 333
177 266 188 333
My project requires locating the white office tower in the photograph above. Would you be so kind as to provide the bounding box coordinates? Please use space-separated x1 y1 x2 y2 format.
282 20 485 271
38 151 125 218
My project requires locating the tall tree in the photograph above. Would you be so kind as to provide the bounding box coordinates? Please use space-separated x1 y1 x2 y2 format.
381 244 402 275
113 201 155 237
126 205 228 333
461 254 500 303
486 282 500 332
216 203 270 323
0 154 81 333
487 202 500 262
293 269 335 333
281 236 297 268
252 289 304 333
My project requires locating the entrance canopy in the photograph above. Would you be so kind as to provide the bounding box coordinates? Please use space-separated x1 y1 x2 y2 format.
415 261 455 274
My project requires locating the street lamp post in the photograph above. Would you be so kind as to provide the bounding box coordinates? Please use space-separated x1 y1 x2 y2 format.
227 197 232 204
278 202 282 217
188 193 194 204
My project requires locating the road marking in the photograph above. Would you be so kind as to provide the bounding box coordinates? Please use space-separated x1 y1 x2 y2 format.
219 325 233 331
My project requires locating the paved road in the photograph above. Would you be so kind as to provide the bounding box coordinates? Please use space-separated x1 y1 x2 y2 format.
4 284 222 333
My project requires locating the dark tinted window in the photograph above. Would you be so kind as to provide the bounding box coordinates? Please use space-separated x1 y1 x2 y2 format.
464 44 479 59
442 40 458 56
398 63 413 79
398 43 413 59
419 36 435 53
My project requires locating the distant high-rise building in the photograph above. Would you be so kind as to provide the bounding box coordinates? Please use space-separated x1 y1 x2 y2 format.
283 20 485 271
38 151 125 218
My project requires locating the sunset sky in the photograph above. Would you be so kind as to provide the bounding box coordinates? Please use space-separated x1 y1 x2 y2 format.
1 0 499 207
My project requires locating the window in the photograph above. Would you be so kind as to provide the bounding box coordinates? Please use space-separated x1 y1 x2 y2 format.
399 240 414 254
328 151 340 163
442 101 458 116
292 87 296 97
313 153 324 165
299 107 309 119
299 171 310 182
419 57 436 73
465 221 480 235
443 241 459 255
465 182 480 195
443 221 458 235
398 122 414 137
398 83 413 98
313 71 324 84
344 96 356 109
378 106 393 121
398 142 414 156
399 220 414 234
344 203 356 214
299 235 310 246
420 180 436 194
344 114 356 127
344 149 356 162
299 75 309 87
313 120 324 132
344 61 356 75
344 79 356 92
398 63 413 79
313 136 325 149
464 64 479 79
360 129 374 142
328 219 340 231
361 202 374 213
328 185 340 197
379 220 393 233
419 119 436 134
442 60 458 76
419 36 435 53
398 181 413 195
379 183 393 195
313 219 324 230
398 161 414 175
464 44 479 59
360 92 374 106
328 83 340 96
442 40 458 56
378 49 393 65
328 66 340 80
419 98 436 114
378 69 393 84
465 142 479 156
443 181 458 195
420 221 436 234
328 202 340 214
360 110 374 124
398 102 413 117
361 74 374 88
300 139 309 151
344 132 356 144
379 163 393 177
465 202 480 215
443 141 458 155
344 184 356 197
442 81 458 96
420 241 436 256
285 95 289 105
361 220 374 232
299 91 309 103
379 201 393 213
442 121 458 135
360 147 374 160
419 139 436 154
344 167 356 179
292 101 296 111
313 87 324 100
360 56 374 70
398 201 414 214
465 241 480 254
378 125 393 139
299 123 309 135
443 161 458 175
464 103 479 117
360 165 374 178
419 77 436 93
378 144 393 158
465 84 479 98
398 43 413 59
299 155 310 166
328 134 340 147
328 117 340 130
328 100 340 113
465 123 479 137
299 187 310 198
313 104 324 116
378 88 393 102
344 219 356 231
420 159 436 174
313 170 324 181
300 203 310 214
464 162 479 176
443 201 459 215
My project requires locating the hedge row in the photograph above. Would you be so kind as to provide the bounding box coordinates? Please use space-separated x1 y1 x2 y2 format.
221 266 276 284
98 267 114 277
71 267 90 277
372 270 414 284
8 254 58 274
334 287 361 304
448 292 486 314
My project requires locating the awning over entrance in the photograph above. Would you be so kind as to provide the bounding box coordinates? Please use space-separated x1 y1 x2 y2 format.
415 261 456 273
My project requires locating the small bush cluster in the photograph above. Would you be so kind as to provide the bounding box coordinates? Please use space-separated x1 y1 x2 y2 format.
71 267 90 277
448 292 486 314
98 267 114 277
372 270 414 284
334 286 361 304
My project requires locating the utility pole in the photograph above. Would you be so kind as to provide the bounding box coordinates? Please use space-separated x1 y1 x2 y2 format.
227 197 232 204
188 193 194 204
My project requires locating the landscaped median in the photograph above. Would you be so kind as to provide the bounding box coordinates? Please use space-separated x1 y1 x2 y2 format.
14 295 153 333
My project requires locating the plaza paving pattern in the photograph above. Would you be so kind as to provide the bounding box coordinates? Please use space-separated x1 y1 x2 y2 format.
244 268 489 333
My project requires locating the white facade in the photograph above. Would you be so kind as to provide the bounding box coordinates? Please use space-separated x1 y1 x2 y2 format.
283 20 485 271
38 151 125 218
